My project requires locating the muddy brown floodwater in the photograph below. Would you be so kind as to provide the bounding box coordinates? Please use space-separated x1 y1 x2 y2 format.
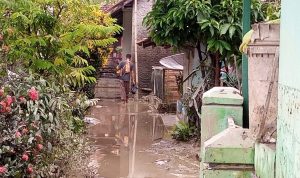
84 99 200 178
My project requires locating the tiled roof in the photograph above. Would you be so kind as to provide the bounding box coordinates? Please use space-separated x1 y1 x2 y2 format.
101 4 113 12
101 0 133 13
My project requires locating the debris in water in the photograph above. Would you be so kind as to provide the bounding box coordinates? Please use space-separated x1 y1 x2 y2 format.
95 105 106 108
155 159 170 166
84 117 100 125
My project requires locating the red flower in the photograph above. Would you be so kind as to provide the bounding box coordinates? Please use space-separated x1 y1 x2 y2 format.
28 87 39 101
22 154 29 161
19 96 26 103
22 128 29 134
6 95 13 106
5 107 11 113
15 131 21 138
0 166 7 174
0 101 6 113
37 144 43 151
31 123 38 129
27 166 33 174
35 134 43 142
0 89 4 97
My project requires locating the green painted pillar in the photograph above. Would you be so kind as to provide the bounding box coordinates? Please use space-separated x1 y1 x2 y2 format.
242 0 251 128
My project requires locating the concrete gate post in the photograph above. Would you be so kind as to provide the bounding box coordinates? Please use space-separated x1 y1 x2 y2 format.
200 87 244 150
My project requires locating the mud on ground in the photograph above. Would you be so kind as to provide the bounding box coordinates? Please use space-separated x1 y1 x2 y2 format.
66 100 201 178
143 135 200 178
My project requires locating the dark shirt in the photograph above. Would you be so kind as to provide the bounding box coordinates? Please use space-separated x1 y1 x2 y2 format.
118 60 134 81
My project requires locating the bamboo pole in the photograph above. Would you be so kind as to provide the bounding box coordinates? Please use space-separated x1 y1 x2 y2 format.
133 0 139 98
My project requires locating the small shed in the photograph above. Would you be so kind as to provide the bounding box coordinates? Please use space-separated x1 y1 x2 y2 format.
145 53 184 113
151 66 182 104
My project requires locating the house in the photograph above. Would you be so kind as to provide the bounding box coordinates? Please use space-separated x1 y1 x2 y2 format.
102 0 175 96
101 0 207 118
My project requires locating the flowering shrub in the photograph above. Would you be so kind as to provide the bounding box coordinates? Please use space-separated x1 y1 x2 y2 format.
0 76 91 177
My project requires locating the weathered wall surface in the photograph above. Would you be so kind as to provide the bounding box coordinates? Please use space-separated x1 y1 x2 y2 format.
247 24 280 141
276 1 300 177
132 0 174 95
122 8 133 61
183 49 202 92
255 143 276 178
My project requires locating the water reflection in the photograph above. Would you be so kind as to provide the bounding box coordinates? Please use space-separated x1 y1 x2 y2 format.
87 100 168 178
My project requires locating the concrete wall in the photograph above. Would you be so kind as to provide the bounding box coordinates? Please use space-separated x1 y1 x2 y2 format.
247 24 280 142
276 1 300 177
122 8 133 60
183 47 204 93
182 49 202 94
255 143 276 178
131 0 173 95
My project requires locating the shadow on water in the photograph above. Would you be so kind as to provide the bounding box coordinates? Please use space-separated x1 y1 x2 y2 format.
86 100 173 178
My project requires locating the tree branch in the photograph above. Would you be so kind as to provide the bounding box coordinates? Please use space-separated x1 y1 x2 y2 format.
56 2 64 19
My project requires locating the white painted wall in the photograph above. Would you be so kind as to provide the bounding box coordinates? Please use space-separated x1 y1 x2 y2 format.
121 8 133 60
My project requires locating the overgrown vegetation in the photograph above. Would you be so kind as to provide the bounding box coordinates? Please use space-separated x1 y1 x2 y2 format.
0 75 95 176
172 121 195 141
144 0 280 140
0 0 121 176
0 0 121 88
144 0 271 86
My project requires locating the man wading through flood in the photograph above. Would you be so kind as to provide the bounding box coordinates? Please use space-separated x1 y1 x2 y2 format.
117 54 136 103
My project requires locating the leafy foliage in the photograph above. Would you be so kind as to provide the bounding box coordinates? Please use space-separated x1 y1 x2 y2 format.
144 0 265 58
261 1 281 21
0 0 117 176
0 0 122 87
144 0 280 138
0 75 95 176
144 0 280 88
172 121 195 141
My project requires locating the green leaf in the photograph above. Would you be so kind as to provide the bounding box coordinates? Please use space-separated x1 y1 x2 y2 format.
32 60 54 70
211 20 219 30
220 24 231 35
220 40 231 51
207 39 216 51
54 58 66 66
219 44 224 54
209 26 214 37
229 26 236 39
200 19 210 29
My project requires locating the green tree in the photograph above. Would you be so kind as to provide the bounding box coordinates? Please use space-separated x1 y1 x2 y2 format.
0 0 121 87
143 0 266 86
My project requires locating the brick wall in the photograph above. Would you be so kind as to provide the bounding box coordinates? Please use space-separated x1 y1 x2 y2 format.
132 0 174 95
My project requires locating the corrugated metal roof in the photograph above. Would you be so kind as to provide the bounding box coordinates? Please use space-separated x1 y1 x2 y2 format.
159 53 184 70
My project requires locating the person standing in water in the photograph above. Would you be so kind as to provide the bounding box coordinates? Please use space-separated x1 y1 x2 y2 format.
117 54 135 103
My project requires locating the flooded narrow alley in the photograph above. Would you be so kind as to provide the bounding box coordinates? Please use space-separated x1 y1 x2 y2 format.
84 100 200 178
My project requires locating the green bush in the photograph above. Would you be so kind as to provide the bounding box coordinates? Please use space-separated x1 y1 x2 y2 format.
172 121 195 141
0 0 121 87
0 75 91 177
0 0 117 176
